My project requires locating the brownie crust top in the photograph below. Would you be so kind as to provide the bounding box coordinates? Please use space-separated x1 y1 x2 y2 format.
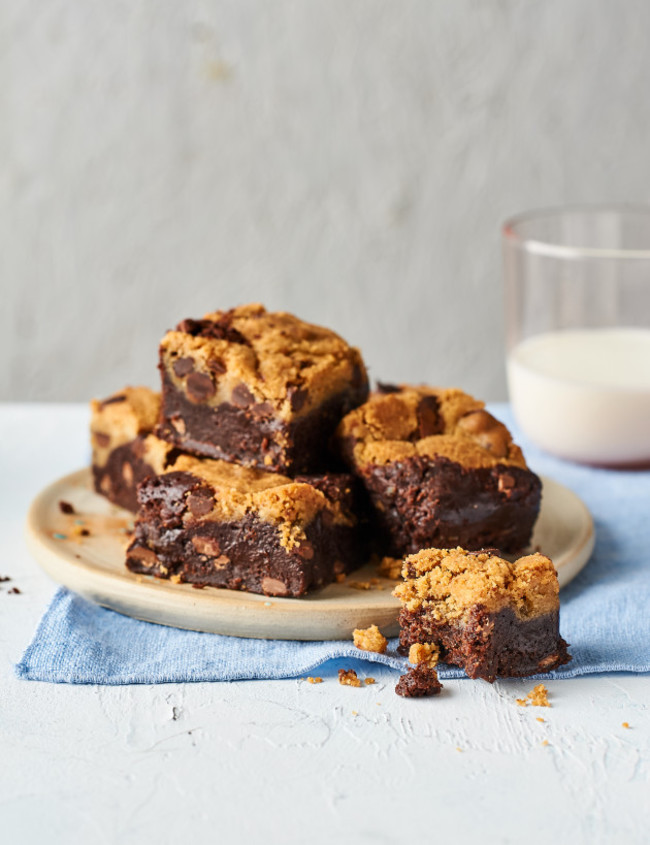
91 387 161 467
160 303 368 421
336 385 528 470
393 547 560 621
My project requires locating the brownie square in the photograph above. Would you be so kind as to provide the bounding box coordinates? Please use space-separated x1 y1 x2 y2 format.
91 387 177 512
336 385 542 556
126 454 364 597
394 547 571 682
155 304 369 474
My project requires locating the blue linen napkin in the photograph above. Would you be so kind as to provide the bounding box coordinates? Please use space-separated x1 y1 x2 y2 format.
16 405 650 684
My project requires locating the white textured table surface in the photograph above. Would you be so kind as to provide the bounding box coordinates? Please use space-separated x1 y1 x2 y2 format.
2 404 649 845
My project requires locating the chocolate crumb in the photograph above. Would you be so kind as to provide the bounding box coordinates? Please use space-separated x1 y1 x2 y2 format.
395 665 443 698
8 587 21 595
0 575 11 583
58 500 76 515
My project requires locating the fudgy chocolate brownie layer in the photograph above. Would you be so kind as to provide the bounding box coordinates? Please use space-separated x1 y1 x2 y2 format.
126 471 364 597
91 387 169 512
361 455 541 555
157 369 355 474
398 605 571 683
92 438 168 513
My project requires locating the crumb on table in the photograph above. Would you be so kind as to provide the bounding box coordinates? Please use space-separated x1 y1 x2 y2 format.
622 722 631 729
395 665 443 698
353 624 388 654
516 683 550 708
338 669 361 687
364 678 375 685
307 677 323 684
348 579 383 591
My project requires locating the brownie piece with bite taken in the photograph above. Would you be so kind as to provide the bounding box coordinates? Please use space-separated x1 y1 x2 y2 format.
91 387 179 512
335 385 541 556
394 547 571 683
125 454 364 597
155 304 369 475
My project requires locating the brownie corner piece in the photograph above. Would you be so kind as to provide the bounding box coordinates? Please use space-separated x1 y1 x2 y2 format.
91 386 173 511
156 304 369 473
394 547 571 683
335 385 541 555
125 457 364 597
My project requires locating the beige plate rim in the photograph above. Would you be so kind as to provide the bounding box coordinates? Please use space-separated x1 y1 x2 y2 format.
25 468 595 641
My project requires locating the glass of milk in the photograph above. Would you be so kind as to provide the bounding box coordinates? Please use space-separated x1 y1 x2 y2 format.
503 205 650 467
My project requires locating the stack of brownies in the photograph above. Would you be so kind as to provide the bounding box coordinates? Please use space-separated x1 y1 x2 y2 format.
90 303 569 683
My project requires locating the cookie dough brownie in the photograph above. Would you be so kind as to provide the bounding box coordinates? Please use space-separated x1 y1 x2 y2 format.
126 455 364 596
91 387 178 512
394 547 571 682
336 385 541 555
155 304 369 474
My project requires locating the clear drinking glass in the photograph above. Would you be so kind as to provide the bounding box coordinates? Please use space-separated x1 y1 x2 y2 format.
503 205 650 467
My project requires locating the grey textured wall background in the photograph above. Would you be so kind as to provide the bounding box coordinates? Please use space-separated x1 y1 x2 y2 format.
3 0 650 401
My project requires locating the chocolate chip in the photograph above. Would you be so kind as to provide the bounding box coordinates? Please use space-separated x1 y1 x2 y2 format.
376 382 400 394
8 587 21 595
127 546 160 568
186 491 214 516
171 416 187 435
498 474 515 493
296 541 314 560
58 500 75 515
287 385 307 413
176 315 248 345
131 437 146 458
163 447 184 469
232 383 255 409
261 577 290 596
186 372 216 403
172 357 195 377
94 432 111 448
207 357 227 375
191 536 222 557
250 401 274 419
416 396 442 439
100 394 127 407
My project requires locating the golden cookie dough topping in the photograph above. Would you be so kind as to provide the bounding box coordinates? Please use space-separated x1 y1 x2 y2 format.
408 642 440 668
337 385 527 470
393 547 560 621
353 624 388 654
160 303 367 421
90 387 161 465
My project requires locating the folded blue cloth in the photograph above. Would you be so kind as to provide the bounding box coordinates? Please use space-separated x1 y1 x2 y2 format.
16 405 650 685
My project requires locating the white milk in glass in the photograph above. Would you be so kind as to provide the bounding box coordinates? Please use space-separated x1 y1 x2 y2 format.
507 328 650 465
